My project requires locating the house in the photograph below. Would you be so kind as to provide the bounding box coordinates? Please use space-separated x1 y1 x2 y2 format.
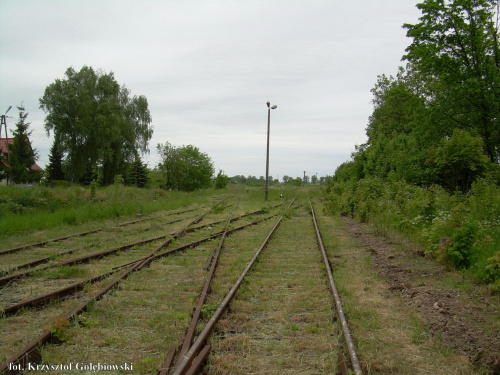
0 137 44 185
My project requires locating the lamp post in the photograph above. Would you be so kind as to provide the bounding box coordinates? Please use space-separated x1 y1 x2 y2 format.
265 101 277 201
1 106 12 186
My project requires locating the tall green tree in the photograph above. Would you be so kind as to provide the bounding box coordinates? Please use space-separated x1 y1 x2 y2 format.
157 143 214 192
125 157 149 188
45 138 65 181
9 105 39 184
39 66 153 184
403 0 500 162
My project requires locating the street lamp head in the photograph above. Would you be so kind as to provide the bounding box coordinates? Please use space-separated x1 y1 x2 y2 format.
271 105 277 110
5 106 12 115
266 101 270 108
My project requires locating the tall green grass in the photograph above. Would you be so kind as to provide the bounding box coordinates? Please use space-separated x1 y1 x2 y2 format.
0 184 225 239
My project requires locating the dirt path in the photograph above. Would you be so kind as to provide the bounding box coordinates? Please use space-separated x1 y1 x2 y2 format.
342 217 500 374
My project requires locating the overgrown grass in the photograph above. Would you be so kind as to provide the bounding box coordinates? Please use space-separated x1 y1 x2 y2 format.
325 177 500 289
0 185 226 239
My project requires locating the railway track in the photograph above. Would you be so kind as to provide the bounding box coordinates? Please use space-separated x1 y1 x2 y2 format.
0 195 361 374
158 198 361 375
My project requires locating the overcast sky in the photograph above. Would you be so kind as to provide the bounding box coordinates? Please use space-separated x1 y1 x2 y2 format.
0 0 421 180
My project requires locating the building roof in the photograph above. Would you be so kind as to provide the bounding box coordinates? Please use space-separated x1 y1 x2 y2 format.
0 138 13 154
0 138 44 172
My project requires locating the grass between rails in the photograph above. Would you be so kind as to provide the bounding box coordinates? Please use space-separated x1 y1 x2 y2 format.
0 184 226 241
33 194 283 374
205 204 339 374
2 185 490 374
313 201 477 374
0 211 198 275
0 212 205 363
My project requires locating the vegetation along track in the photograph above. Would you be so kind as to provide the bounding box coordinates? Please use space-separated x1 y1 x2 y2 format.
0 195 363 374
3 190 486 374
0 197 286 374
159 198 361 375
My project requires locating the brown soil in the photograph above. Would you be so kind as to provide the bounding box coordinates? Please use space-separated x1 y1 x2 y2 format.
343 217 500 374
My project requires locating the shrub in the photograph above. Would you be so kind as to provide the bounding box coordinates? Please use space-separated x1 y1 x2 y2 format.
445 222 478 270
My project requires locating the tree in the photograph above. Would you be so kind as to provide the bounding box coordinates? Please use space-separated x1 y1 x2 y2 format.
9 105 39 184
45 138 65 181
403 0 500 162
39 66 153 184
157 143 214 191
435 128 490 192
125 158 149 188
214 170 231 189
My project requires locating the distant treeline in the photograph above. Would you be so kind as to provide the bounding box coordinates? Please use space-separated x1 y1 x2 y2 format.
230 175 332 185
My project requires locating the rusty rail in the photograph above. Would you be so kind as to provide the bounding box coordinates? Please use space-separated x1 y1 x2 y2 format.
0 234 169 288
0 206 203 257
0 209 211 375
1 270 118 316
165 201 240 374
1 213 278 316
309 199 362 375
171 199 296 375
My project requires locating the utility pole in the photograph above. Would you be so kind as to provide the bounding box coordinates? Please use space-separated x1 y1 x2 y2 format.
303 170 306 185
1 106 12 186
265 101 277 201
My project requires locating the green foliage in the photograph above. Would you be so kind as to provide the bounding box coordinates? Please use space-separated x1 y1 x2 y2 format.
125 158 149 188
403 0 500 163
445 222 478 270
214 170 231 189
39 66 153 185
8 105 39 184
285 177 303 187
50 317 71 342
113 174 124 186
45 138 65 181
341 1 500 193
90 180 97 199
327 177 500 283
435 129 490 192
485 251 500 284
156 142 214 192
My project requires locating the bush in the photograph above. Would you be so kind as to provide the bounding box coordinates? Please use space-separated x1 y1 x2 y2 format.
326 177 500 284
445 222 478 270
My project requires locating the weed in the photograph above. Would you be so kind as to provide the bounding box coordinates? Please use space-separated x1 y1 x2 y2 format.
136 357 157 374
201 303 219 317
33 266 86 279
50 317 71 342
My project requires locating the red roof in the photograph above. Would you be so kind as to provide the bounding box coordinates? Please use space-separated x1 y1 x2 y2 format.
0 138 44 172
0 138 13 154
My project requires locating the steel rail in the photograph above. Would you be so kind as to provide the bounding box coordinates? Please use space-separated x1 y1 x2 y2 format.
1 207 275 316
171 199 296 375
1 270 118 316
0 234 169 288
0 211 219 316
114 213 278 271
309 199 362 375
0 209 211 375
5 213 202 278
0 212 202 288
0 201 283 374
0 206 203 257
169 200 240 374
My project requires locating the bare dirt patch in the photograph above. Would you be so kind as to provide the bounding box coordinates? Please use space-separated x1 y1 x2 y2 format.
343 217 500 374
